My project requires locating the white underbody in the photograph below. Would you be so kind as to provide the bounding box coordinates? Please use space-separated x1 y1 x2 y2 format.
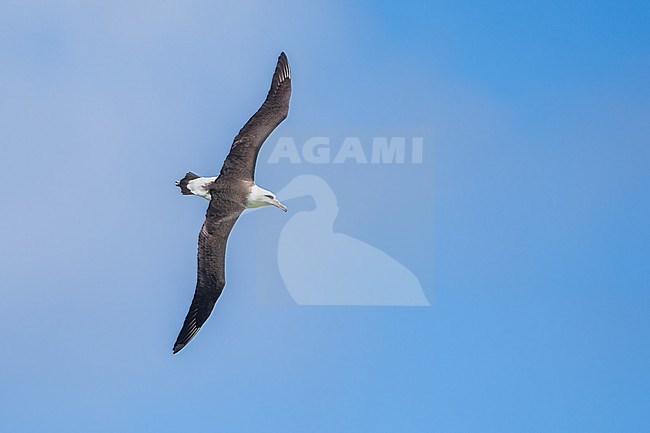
186 177 217 200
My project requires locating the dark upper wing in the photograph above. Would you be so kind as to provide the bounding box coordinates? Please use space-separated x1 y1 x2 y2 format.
172 193 245 354
219 52 291 181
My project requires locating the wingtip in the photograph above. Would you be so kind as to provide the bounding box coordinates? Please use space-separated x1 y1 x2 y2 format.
274 52 290 84
173 319 202 354
173 340 189 354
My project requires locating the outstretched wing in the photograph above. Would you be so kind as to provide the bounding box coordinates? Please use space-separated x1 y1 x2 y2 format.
219 52 291 181
173 194 245 354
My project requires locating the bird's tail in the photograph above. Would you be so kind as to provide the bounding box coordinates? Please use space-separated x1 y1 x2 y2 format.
175 172 200 195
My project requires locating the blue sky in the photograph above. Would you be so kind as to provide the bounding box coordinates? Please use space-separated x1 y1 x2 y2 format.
1 1 649 432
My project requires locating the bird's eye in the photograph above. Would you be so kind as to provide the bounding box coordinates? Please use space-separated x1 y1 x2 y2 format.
265 194 274 199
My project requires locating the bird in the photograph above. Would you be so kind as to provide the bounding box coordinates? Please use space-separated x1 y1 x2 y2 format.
172 52 291 353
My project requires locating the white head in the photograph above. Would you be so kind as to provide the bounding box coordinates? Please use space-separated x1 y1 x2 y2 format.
246 184 288 212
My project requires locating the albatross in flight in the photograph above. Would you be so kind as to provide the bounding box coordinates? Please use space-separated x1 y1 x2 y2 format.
172 52 291 353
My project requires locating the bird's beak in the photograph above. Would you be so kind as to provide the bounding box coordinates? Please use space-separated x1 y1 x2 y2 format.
271 199 288 212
